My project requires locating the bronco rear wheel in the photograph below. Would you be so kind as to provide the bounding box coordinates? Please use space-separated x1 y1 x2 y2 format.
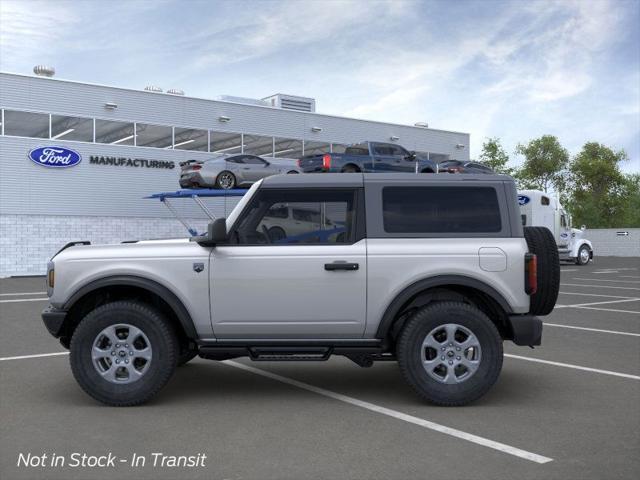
70 300 178 406
524 226 560 315
397 301 503 406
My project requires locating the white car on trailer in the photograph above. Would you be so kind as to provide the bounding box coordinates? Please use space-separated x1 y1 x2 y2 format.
518 190 594 265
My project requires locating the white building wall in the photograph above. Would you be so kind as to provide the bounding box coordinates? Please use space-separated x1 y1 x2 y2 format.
0 215 206 276
586 228 640 257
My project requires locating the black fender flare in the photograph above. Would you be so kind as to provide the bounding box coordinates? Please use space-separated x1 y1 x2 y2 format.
375 275 513 339
63 275 197 339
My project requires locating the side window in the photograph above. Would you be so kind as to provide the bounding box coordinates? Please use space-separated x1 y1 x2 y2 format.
541 196 550 206
232 189 357 245
374 145 393 155
243 155 266 165
227 156 244 164
389 145 408 157
382 186 502 233
561 215 567 228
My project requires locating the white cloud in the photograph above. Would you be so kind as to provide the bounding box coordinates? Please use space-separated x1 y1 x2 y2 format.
0 0 78 68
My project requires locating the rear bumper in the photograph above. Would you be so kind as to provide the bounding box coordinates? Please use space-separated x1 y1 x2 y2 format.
179 172 207 188
42 306 68 338
507 314 542 346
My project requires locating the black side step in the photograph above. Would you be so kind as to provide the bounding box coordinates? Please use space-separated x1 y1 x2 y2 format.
249 347 332 362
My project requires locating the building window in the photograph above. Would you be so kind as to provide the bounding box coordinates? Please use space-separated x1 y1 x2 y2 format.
273 137 303 159
95 119 135 145
3 110 49 138
382 186 502 234
135 123 173 149
51 114 93 142
244 134 274 157
173 127 208 151
303 140 331 156
210 131 243 154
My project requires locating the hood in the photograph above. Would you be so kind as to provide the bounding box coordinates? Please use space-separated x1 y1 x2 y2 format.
52 238 193 261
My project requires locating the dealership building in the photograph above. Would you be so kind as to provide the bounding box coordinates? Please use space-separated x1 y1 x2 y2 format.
0 69 470 276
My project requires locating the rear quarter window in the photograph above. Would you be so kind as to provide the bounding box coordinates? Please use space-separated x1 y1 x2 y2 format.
382 186 502 233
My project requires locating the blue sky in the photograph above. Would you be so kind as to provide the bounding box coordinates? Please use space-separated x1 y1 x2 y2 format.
1 0 638 172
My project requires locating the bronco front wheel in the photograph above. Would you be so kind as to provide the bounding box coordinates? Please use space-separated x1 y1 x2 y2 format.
70 300 178 406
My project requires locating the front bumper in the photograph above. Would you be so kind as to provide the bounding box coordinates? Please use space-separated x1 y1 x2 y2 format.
42 306 68 338
508 314 542 346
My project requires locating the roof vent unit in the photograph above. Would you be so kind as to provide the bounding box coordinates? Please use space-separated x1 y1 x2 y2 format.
167 88 185 96
262 94 316 113
33 65 55 77
216 95 270 107
144 85 163 93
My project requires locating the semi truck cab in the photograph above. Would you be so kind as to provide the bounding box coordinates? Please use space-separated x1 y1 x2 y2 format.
518 190 594 265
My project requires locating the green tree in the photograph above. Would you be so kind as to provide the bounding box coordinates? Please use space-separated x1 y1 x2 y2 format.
515 135 569 193
619 174 640 228
479 137 513 175
567 142 630 228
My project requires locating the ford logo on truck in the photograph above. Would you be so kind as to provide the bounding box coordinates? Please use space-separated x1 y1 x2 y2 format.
517 195 530 206
28 146 82 168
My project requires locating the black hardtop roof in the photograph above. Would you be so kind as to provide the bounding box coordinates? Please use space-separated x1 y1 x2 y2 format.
260 173 515 188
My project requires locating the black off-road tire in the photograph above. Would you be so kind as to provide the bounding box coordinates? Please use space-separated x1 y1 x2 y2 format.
523 226 560 315
341 165 359 173
397 302 503 406
70 300 178 406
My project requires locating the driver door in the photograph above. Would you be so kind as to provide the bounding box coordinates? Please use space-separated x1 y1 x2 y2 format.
209 187 367 338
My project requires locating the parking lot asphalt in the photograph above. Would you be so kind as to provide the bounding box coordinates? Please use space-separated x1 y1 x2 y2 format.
1 257 638 480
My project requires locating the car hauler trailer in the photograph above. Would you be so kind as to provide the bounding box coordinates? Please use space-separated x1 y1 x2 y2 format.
518 190 594 265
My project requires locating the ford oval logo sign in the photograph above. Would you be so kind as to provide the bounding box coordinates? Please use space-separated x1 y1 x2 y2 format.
518 195 530 206
28 146 82 168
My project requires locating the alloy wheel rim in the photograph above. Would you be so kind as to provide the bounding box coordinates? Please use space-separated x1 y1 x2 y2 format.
421 323 481 384
91 324 152 384
219 173 234 189
580 248 590 263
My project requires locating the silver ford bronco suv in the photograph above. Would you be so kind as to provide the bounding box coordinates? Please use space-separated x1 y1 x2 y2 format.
42 173 560 406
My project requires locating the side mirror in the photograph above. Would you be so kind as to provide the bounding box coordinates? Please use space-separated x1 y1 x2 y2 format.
193 218 227 246
405 151 416 160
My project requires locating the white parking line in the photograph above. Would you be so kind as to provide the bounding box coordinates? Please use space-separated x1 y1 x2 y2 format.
0 352 69 361
505 354 640 380
554 298 640 308
544 323 640 337
0 298 49 303
559 291 637 299
0 292 47 296
561 269 579 272
570 306 639 315
572 278 640 284
561 283 640 291
620 275 640 279
223 360 553 464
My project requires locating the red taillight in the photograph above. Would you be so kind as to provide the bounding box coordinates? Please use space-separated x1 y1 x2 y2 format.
322 154 331 170
525 253 537 295
192 165 202 171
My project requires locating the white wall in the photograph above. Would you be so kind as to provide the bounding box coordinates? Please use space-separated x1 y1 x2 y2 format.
586 228 640 257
